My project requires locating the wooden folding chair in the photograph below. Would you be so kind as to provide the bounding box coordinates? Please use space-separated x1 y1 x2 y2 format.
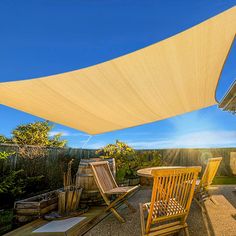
90 161 139 223
194 157 222 208
140 167 201 236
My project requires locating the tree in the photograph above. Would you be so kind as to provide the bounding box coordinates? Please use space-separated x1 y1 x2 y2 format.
0 135 8 143
12 121 67 147
10 121 67 160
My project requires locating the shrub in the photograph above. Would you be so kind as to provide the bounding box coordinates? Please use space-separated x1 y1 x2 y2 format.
96 141 165 181
0 151 45 207
0 169 25 197
96 140 136 181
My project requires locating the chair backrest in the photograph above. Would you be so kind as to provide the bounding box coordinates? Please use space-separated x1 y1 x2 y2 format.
90 161 118 194
199 157 222 189
146 167 201 231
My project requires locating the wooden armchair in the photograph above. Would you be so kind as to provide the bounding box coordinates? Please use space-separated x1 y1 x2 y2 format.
140 167 201 236
194 157 222 207
90 161 139 223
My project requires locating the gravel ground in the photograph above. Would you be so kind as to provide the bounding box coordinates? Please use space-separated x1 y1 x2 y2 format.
208 185 236 208
205 185 236 236
84 186 236 236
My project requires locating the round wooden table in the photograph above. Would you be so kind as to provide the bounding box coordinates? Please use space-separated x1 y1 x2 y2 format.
137 166 185 177
137 166 185 185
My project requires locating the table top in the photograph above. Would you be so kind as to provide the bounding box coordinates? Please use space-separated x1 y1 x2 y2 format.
137 166 186 177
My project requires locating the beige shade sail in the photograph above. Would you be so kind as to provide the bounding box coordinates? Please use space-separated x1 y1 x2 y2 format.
0 7 236 135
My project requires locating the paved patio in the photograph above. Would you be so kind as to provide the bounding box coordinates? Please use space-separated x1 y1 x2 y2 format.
85 185 236 236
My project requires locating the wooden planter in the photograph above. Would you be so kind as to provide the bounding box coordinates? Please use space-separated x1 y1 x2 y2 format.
58 187 83 215
117 179 129 186
14 189 59 223
128 177 140 186
117 177 140 186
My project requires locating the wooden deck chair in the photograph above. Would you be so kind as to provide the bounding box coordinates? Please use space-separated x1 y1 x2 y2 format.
90 161 139 223
194 157 222 208
140 167 201 236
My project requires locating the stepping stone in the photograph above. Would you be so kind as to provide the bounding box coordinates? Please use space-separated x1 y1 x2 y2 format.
32 217 86 236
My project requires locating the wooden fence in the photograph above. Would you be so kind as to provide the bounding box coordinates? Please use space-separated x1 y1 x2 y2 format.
0 144 96 190
1 144 235 186
152 148 236 176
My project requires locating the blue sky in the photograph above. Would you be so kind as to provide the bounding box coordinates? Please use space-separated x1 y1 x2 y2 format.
0 0 236 149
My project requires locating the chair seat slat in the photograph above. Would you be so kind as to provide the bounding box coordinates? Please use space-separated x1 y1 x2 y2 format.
105 186 138 195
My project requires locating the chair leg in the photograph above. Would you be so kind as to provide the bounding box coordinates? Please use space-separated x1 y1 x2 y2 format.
124 200 136 213
110 207 125 223
139 203 145 236
194 197 206 213
183 227 190 236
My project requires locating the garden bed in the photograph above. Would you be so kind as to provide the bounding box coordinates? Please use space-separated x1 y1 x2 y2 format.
14 189 60 223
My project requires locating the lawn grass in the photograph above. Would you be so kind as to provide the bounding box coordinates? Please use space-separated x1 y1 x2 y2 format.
212 176 236 185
